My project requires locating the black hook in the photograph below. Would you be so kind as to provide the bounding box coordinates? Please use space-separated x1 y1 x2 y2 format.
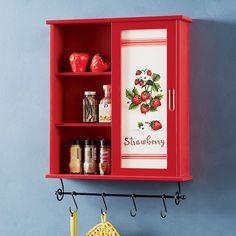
101 192 107 214
55 178 65 201
174 182 186 205
69 192 78 214
174 182 181 205
130 194 137 217
160 194 167 218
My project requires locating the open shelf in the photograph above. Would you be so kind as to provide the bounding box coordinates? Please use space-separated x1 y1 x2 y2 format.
50 126 111 174
56 72 111 77
46 174 192 181
56 123 111 127
52 23 111 72
53 75 111 123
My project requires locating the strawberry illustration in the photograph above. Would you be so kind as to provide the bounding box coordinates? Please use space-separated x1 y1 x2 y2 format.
139 80 144 86
140 104 150 114
141 91 150 101
134 79 139 85
136 70 142 76
151 97 161 108
147 70 152 76
90 53 111 72
146 120 162 131
132 95 141 105
151 120 162 130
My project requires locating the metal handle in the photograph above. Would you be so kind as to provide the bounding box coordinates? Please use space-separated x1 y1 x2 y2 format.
168 88 175 111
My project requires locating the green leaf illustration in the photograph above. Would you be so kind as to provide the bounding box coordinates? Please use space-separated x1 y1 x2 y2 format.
152 73 160 81
132 87 139 95
138 122 144 128
145 80 154 86
129 103 139 110
126 89 134 100
155 94 164 99
152 83 160 92
150 106 157 112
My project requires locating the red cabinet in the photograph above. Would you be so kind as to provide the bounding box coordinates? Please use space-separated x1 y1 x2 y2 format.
46 15 192 181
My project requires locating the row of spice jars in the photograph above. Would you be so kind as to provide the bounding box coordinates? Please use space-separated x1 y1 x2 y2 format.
83 84 111 123
69 139 111 175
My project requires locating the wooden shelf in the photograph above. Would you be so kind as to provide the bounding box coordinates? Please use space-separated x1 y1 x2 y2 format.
56 123 111 127
46 174 192 181
56 72 111 77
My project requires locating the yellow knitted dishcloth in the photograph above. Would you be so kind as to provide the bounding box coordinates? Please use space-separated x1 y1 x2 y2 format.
85 212 120 236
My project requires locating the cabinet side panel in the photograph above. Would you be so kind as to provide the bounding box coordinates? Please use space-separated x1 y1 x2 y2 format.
177 21 190 177
50 25 63 174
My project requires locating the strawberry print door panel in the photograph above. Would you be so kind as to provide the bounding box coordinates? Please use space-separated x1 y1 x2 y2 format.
121 29 167 169
112 21 178 177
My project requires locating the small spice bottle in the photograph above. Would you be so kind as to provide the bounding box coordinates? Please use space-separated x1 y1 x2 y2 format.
99 139 111 175
83 91 98 123
99 85 111 123
69 139 83 174
83 139 97 174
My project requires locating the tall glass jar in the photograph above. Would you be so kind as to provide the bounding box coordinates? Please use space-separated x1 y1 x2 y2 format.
99 85 111 123
83 91 97 123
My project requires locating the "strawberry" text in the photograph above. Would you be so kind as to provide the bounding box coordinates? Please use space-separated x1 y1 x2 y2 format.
123 135 165 147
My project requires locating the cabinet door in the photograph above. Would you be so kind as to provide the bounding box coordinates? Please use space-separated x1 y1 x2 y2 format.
112 21 177 177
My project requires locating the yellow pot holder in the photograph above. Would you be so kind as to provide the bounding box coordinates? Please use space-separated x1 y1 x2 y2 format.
85 212 120 236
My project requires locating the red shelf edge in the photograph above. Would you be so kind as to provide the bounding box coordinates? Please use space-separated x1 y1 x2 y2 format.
55 123 112 127
45 174 192 181
56 72 112 76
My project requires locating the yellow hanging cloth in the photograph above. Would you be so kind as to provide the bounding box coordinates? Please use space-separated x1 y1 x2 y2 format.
70 211 77 236
85 212 120 236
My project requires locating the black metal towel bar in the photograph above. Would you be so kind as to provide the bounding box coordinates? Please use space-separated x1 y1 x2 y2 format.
55 178 186 218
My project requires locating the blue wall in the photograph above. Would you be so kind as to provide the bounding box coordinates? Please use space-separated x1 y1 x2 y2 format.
0 0 236 235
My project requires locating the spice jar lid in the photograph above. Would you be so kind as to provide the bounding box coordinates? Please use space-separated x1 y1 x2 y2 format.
71 139 83 145
100 139 111 146
84 91 96 96
84 139 97 145
103 85 111 89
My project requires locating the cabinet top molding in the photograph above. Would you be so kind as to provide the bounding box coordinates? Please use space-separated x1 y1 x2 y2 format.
46 15 192 25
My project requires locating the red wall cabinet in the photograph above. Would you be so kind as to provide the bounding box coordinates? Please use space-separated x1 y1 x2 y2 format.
46 15 192 181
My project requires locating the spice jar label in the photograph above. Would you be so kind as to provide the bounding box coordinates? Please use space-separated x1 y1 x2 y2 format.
99 103 111 123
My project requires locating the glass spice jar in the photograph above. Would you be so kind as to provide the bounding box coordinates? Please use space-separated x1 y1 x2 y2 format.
99 139 111 175
99 85 111 123
83 139 98 174
83 91 98 123
69 139 83 174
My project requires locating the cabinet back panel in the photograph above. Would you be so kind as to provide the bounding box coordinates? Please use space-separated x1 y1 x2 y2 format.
55 24 111 72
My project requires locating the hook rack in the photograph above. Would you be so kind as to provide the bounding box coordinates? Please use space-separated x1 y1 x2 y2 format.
55 179 186 218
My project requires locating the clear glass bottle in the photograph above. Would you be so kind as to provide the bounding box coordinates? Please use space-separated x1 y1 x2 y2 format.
83 139 97 174
83 91 98 123
99 139 111 175
69 139 83 174
99 85 111 123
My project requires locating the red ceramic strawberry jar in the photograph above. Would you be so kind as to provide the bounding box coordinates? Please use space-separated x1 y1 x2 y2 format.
90 53 111 72
69 52 90 72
